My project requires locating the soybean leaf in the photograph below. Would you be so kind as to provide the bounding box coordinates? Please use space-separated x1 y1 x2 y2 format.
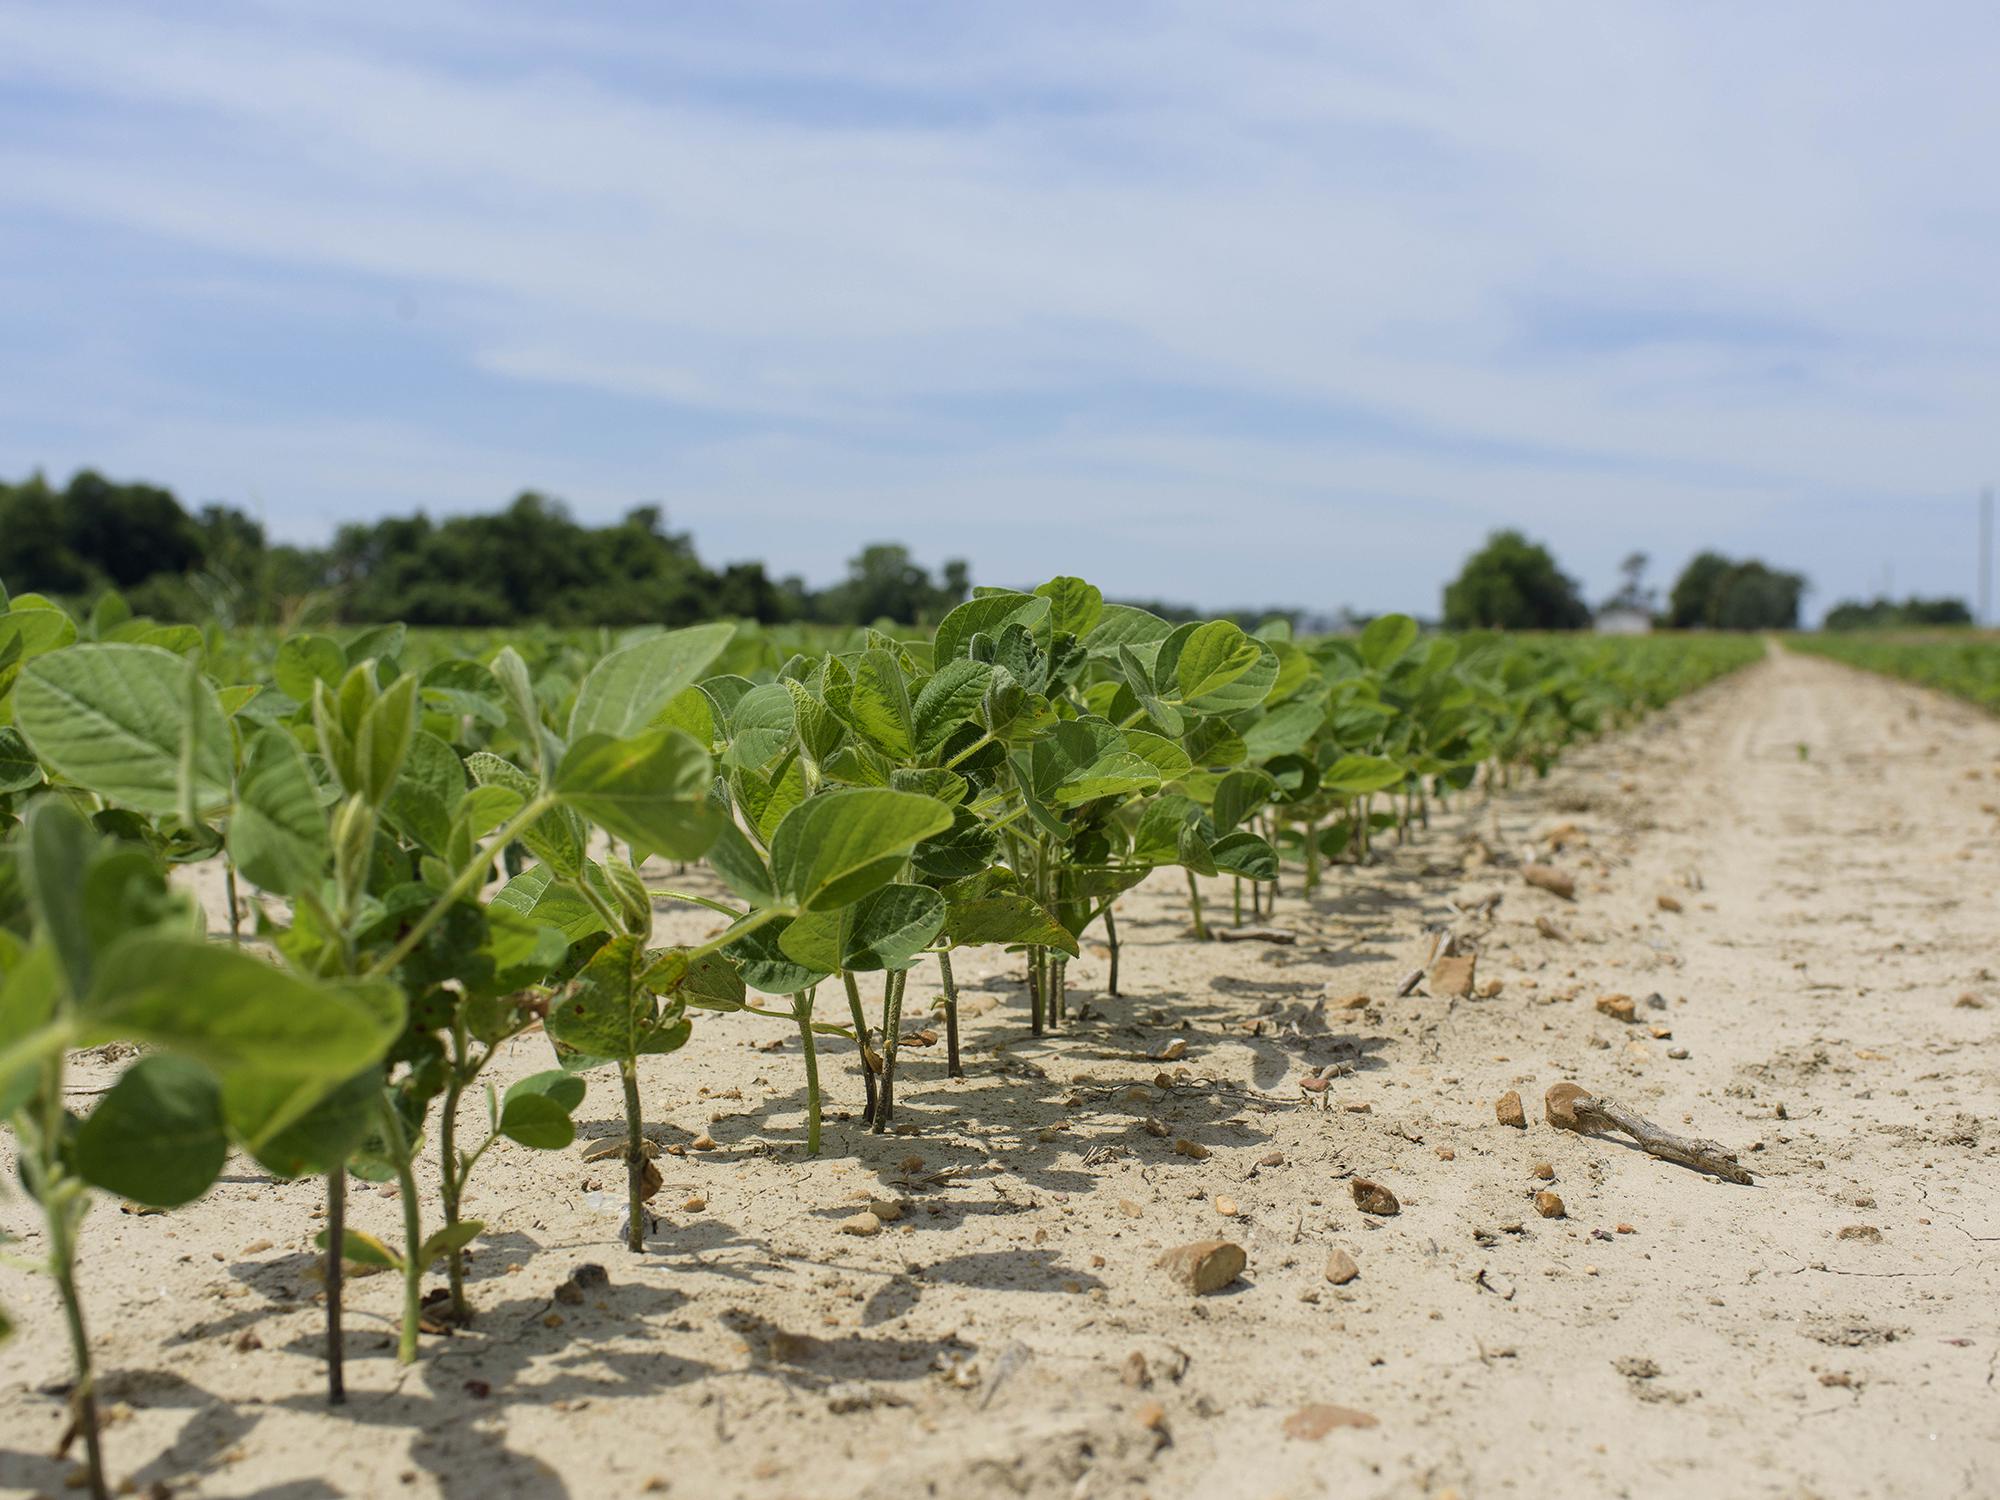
554 727 721 861
1359 613 1419 670
1322 754 1406 794
838 883 945 972
943 894 1079 957
568 622 736 741
467 752 587 877
1034 576 1104 636
418 1220 486 1270
16 644 232 815
72 1054 228 1208
843 649 915 758
1211 830 1279 880
720 682 795 769
775 906 844 975
769 788 953 912
911 659 994 753
316 1229 402 1271
231 729 331 896
0 726 40 793
728 917 829 994
500 1070 586 1149
245 1067 383 1179
933 592 1050 663
274 635 345 703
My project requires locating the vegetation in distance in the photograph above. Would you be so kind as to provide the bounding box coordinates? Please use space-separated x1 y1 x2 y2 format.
0 568 1761 1499
1790 632 2000 711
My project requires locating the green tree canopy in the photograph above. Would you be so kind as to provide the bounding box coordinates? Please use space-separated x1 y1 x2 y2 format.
1668 552 1807 630
1441 530 1590 631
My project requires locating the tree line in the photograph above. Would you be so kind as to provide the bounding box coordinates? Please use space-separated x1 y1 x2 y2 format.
0 473 971 628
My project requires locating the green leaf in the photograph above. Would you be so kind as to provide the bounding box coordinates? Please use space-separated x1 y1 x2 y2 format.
382 730 466 855
933 592 1050 664
719 682 795 769
569 622 736 741
1158 622 1279 712
316 1227 402 1270
911 659 995 754
1080 603 1173 655
1322 754 1406 794
545 934 688 1062
554 727 721 861
839 883 946 972
943 895 1079 957
231 729 330 897
1211 830 1278 880
1241 697 1327 760
1359 613 1419 670
81 937 402 1125
21 798 97 997
769 788 954 911
16 644 232 815
842 649 916 759
0 726 41 793
775 906 844 974
72 1054 227 1208
783 679 845 768
245 1068 382 1179
500 1070 586 1149
355 674 419 807
729 918 829 994
1034 576 1104 636
1210 769 1275 835
274 635 345 703
418 1220 485 1269
0 942 64 1116
467 752 586 876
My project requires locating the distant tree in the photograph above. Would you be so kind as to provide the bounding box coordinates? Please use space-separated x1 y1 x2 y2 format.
1823 595 1972 630
1669 552 1807 630
1442 530 1591 631
1604 551 1656 616
812 544 971 626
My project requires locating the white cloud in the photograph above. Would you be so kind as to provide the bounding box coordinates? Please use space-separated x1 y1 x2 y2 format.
0 0 1996 614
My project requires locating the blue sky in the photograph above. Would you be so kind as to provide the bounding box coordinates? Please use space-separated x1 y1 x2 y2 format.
2 0 1996 619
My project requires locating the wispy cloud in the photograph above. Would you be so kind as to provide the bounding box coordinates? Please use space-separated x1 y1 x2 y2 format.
1 0 1996 614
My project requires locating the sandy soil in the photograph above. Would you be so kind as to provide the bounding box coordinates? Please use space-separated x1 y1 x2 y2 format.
4 646 1998 1500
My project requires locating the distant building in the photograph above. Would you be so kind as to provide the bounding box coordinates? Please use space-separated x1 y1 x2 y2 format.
1594 607 1653 635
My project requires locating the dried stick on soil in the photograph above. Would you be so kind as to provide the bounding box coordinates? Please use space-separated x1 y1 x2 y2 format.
1209 925 1298 944
1545 1082 1755 1185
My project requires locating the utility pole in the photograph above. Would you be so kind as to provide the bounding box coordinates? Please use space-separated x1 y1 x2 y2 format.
1982 487 1993 627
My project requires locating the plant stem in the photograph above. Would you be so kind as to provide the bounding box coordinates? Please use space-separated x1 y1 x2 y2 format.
224 856 243 947
1051 957 1066 1025
49 1203 106 1500
325 1169 347 1404
620 1060 647 1253
374 1098 426 1365
1027 948 1044 1036
1186 869 1210 941
792 991 821 1155
873 969 907 1134
439 1067 468 1321
841 970 877 1124
1233 876 1242 924
937 950 963 1079
1103 902 1121 996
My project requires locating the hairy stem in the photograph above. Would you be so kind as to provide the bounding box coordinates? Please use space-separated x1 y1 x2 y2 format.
937 950 963 1079
792 991 821 1155
1103 902 1121 997
841 970 877 1124
620 1060 647 1253
382 1106 424 1366
874 969 907 1134
325 1169 347 1404
1186 869 1210 941
50 1204 106 1500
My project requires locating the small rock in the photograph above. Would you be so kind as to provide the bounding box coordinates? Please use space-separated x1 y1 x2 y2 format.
1134 1399 1167 1431
1955 992 1986 1009
1531 1162 1554 1180
241 1239 274 1256
837 1212 883 1237
554 1282 584 1306
1174 1138 1210 1160
1256 1150 1286 1168
1648 1025 1673 1040
690 1133 717 1152
1142 1117 1170 1138
1595 993 1637 1023
1668 1047 1690 1060
1282 1402 1379 1439
463 1378 491 1398
1534 1190 1566 1219
1657 893 1683 914
1435 1146 1456 1161
1522 864 1576 900
1615 1223 1635 1235
232 1330 262 1352
1837 1224 1882 1243
1495 1091 1526 1129
1350 1179 1400 1217
1323 1248 1360 1285
1328 990 1371 1011
1153 1039 1188 1062
1214 1196 1241 1218
1118 1199 1144 1219
1156 1238 1246 1295
572 1264 609 1290
1121 1350 1151 1387
1476 978 1505 999
1545 1082 1592 1130
898 1155 925 1172
868 1199 904 1223
1429 953 1477 998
